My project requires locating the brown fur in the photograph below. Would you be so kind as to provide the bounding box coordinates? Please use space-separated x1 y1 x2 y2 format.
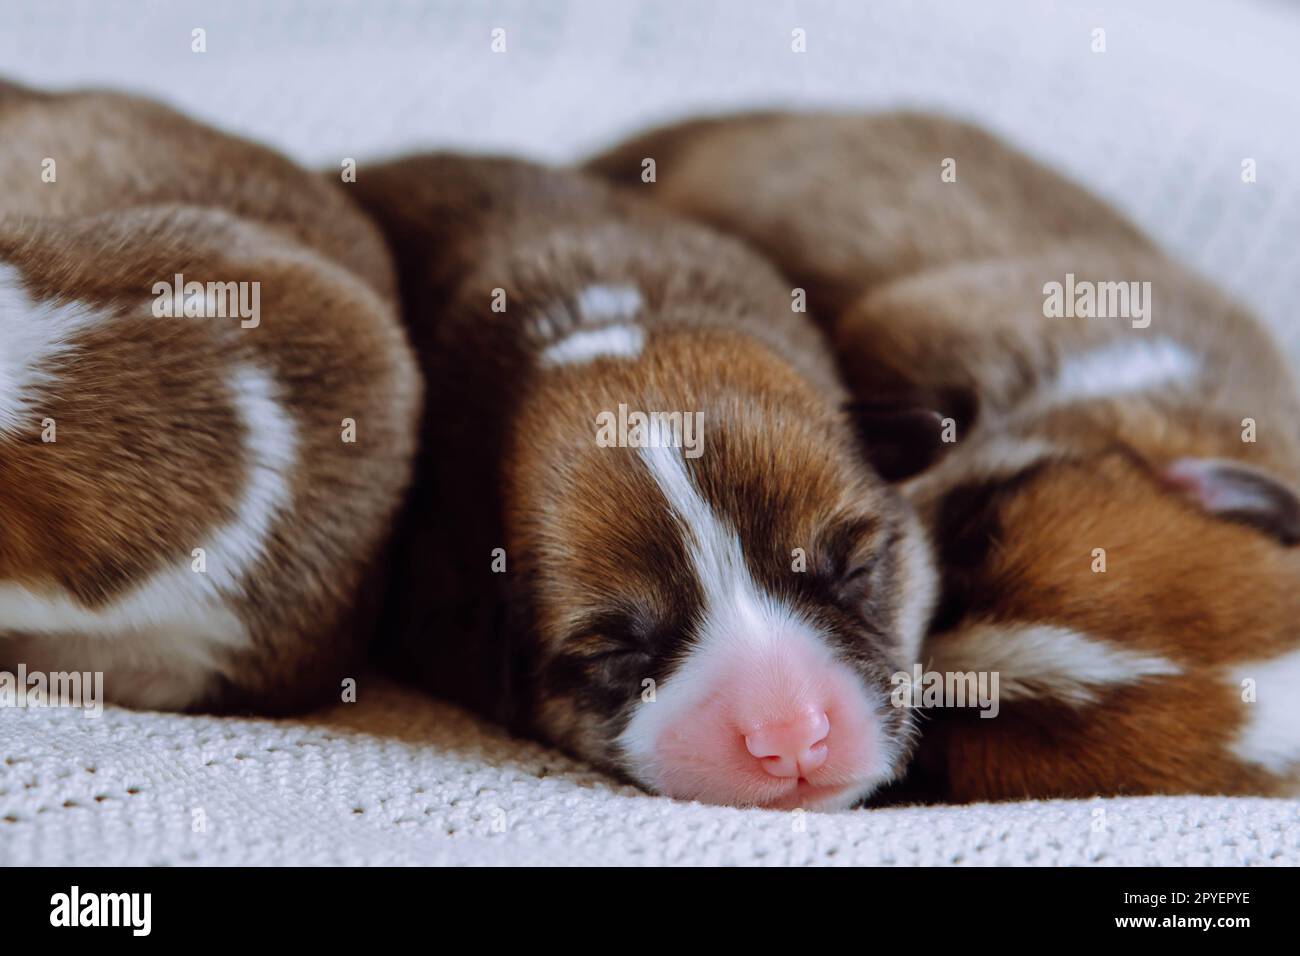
351 155 935 787
587 111 1300 800
0 80 420 712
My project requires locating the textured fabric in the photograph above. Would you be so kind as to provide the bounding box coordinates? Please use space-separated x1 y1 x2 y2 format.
4 678 1298 866
2 0 1299 866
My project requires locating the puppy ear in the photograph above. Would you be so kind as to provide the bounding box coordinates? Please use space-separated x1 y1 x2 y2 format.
1163 457 1300 545
846 401 949 481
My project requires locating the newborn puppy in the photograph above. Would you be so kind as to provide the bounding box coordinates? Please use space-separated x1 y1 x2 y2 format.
352 156 939 809
0 81 420 712
588 112 1300 800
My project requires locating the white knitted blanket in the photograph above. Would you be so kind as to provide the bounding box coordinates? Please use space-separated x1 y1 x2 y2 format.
2 677 1296 866
2 0 1299 865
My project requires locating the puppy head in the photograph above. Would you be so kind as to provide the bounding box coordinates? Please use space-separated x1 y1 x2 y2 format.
910 413 1300 796
502 322 936 809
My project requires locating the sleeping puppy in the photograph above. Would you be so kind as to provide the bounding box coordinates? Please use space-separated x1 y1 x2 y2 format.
0 80 420 712
352 156 941 809
587 111 1300 800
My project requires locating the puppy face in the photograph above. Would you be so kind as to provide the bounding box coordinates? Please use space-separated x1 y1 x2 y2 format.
504 324 935 809
910 426 1300 797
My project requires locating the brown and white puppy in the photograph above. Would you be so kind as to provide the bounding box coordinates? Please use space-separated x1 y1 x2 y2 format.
587 111 1300 800
0 80 420 712
352 155 940 809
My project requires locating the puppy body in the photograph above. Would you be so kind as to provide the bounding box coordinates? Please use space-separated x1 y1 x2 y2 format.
0 82 420 712
353 156 937 808
589 112 1300 799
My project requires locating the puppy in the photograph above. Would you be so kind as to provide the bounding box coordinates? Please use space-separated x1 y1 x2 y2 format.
352 155 940 809
588 111 1300 800
0 81 420 712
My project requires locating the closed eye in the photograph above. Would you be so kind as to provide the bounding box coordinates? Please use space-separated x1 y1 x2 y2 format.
571 643 651 665
562 608 657 660
834 562 878 615
819 514 883 582
841 565 872 586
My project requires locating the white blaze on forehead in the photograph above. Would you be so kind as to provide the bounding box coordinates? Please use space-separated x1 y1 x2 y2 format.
637 431 747 605
0 262 106 434
540 323 644 367
616 441 855 774
1048 337 1201 405
930 622 1182 706
1229 649 1300 775
0 363 297 709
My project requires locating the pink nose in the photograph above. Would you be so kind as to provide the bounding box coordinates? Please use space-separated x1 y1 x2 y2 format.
743 708 832 778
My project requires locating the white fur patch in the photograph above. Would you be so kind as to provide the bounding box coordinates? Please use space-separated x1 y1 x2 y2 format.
930 622 1182 706
540 323 644 367
204 364 299 592
1048 337 1201 405
576 283 642 323
616 442 896 792
616 443 799 760
536 284 645 367
1229 650 1300 775
0 363 298 708
902 339 1198 506
0 262 106 434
